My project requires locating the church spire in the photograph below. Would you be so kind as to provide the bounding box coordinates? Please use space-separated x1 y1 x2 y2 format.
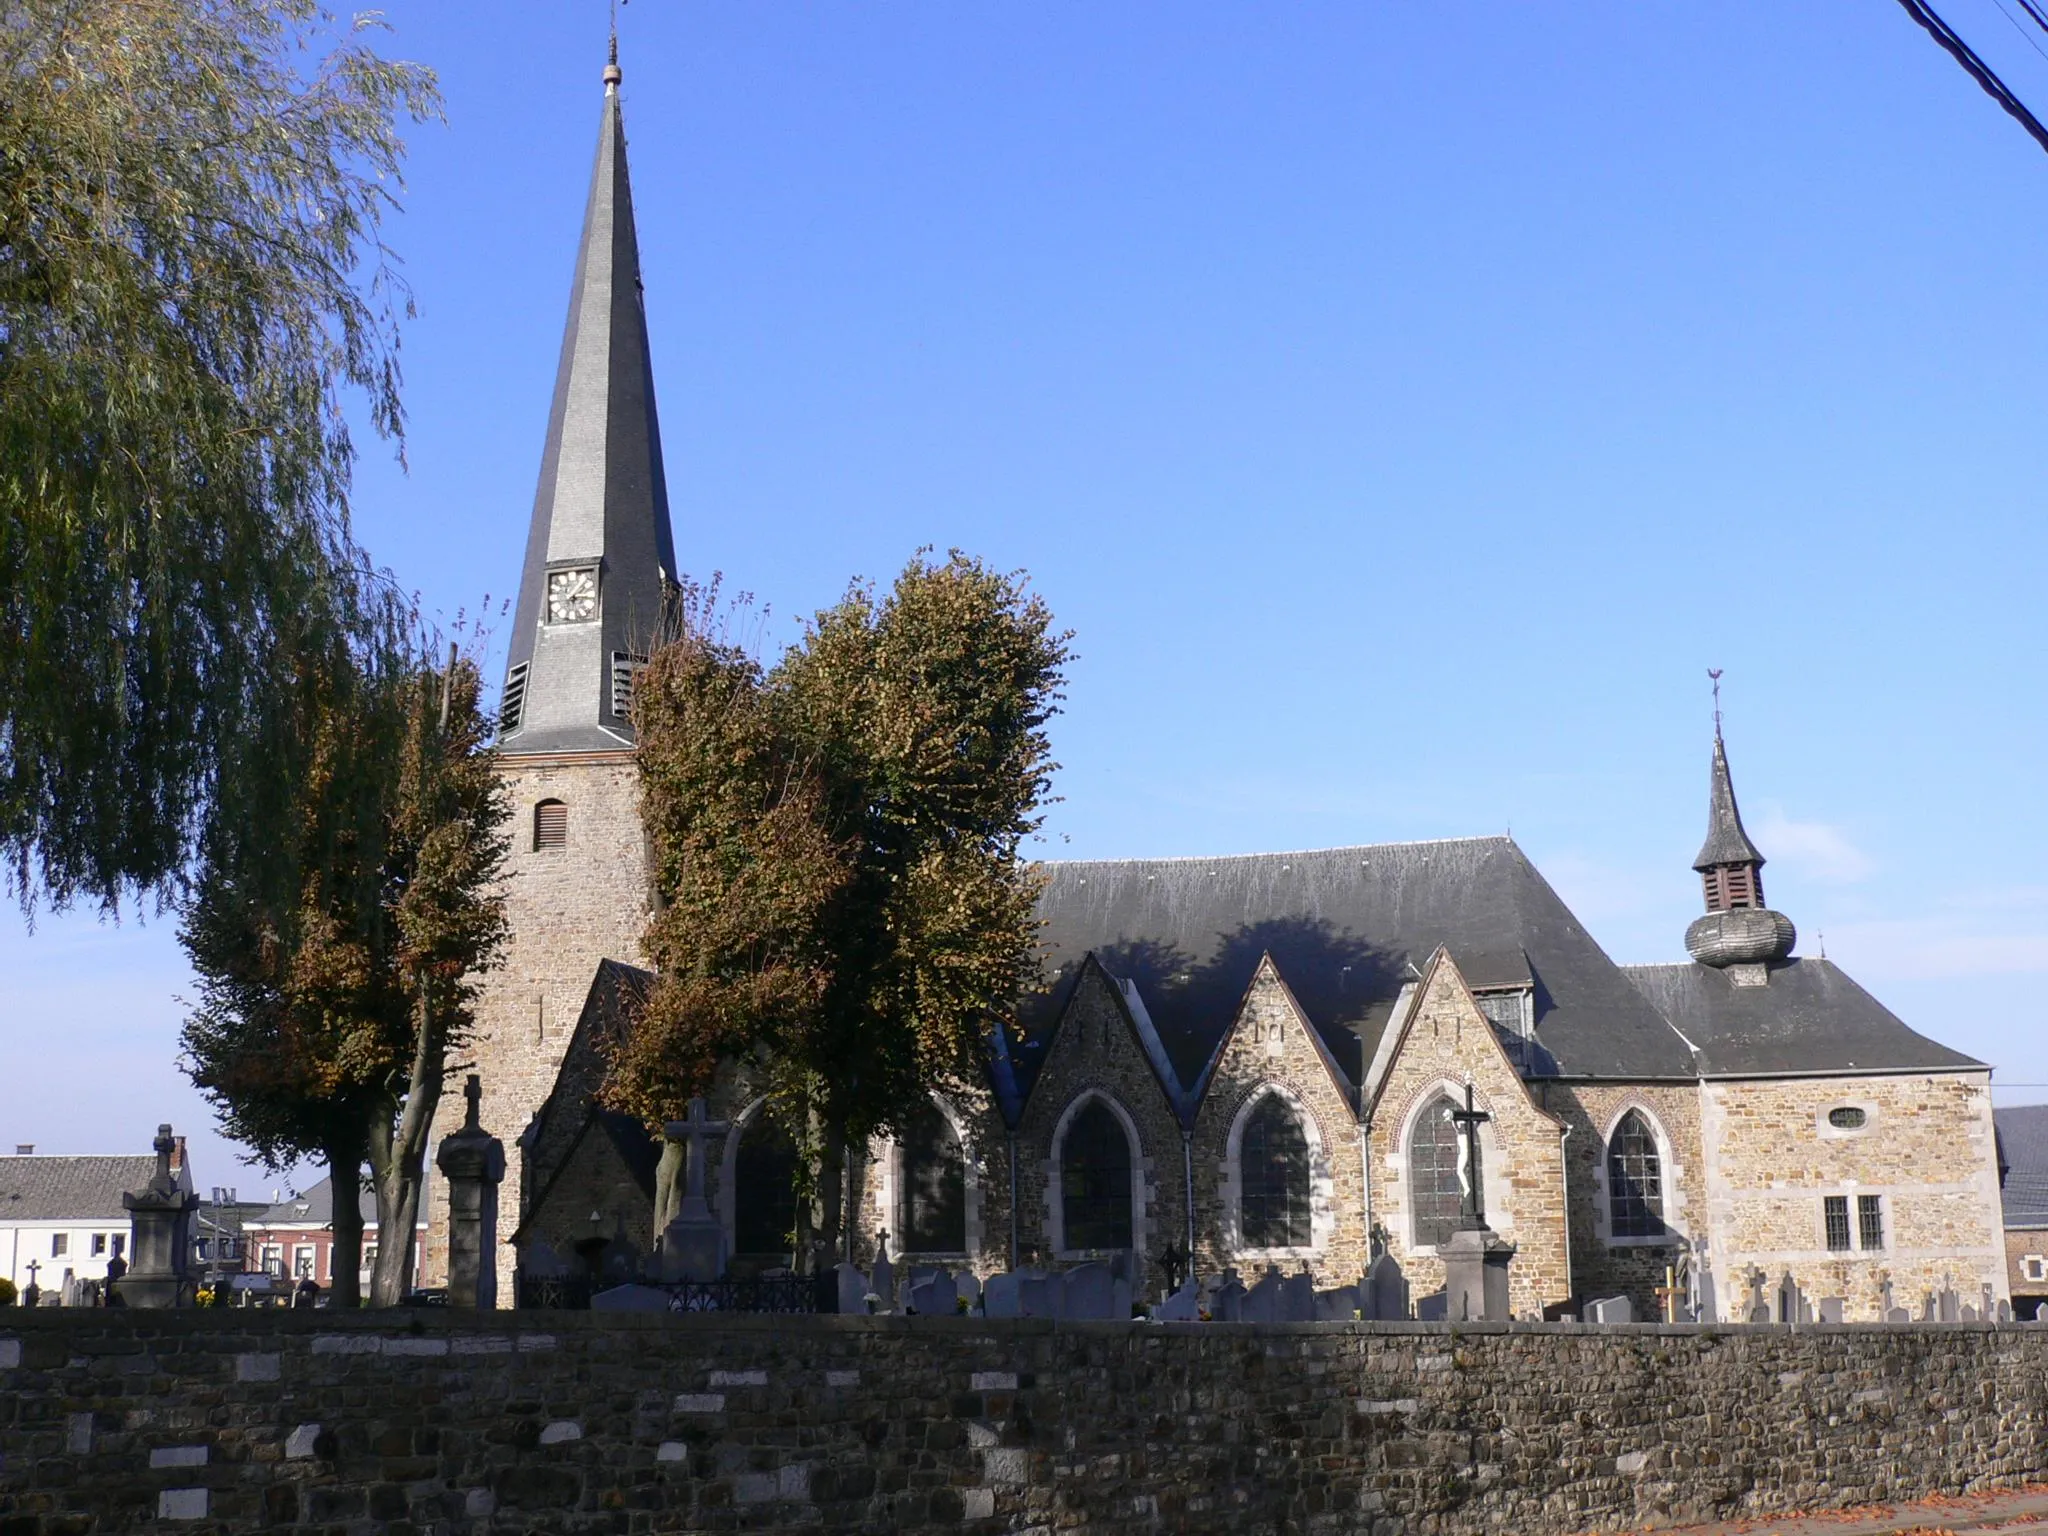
498 44 678 754
1683 684 1794 976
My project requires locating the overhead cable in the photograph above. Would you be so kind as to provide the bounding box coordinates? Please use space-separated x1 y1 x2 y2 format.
1892 0 2048 156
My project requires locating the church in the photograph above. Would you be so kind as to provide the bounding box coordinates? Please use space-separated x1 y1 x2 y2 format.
425 52 2008 1323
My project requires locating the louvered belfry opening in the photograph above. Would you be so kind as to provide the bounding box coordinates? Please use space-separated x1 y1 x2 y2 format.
1700 862 1764 914
534 799 569 851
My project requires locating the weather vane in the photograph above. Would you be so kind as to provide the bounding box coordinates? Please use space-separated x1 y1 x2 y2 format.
1708 667 1724 740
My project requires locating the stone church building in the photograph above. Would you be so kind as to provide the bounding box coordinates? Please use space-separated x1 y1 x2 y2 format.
426 54 2008 1323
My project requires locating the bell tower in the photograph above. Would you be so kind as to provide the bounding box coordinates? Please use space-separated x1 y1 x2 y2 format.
425 44 677 1296
1682 686 1795 982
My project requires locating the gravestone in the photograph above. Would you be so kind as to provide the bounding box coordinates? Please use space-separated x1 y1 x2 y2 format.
1018 1269 1059 1319
956 1269 982 1308
1281 1270 1316 1323
982 1272 1021 1319
1062 1262 1115 1320
1109 1250 1135 1320
1983 1284 1997 1320
1587 1295 1634 1325
909 1270 958 1316
1961 1304 1980 1322
435 1075 506 1309
1152 1277 1199 1321
1938 1286 1961 1323
591 1284 672 1312
121 1125 200 1309
871 1235 896 1313
1997 1298 2013 1322
1816 1297 1846 1324
1242 1268 1286 1324
1210 1271 1247 1322
1414 1290 1449 1322
1315 1283 1361 1321
834 1262 869 1316
1442 1226 1514 1322
1364 1252 1409 1322
657 1100 729 1284
1776 1273 1805 1325
1744 1268 1770 1324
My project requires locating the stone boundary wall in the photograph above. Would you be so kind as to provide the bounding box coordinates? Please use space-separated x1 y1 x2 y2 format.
1 1312 2044 1534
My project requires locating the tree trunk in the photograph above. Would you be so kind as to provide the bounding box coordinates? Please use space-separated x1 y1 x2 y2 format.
366 991 452 1305
323 1138 366 1309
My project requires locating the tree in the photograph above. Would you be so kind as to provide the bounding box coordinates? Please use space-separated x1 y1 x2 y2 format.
0 0 438 909
608 553 1070 1262
180 637 507 1305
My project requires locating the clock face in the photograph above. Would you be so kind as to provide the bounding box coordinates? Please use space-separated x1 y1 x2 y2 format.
546 568 597 623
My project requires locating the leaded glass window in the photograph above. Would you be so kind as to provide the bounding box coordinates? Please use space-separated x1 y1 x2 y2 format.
1409 1095 1469 1249
734 1118 800 1259
1061 1101 1132 1251
1606 1110 1666 1239
897 1103 967 1255
1240 1095 1311 1248
1857 1194 1885 1252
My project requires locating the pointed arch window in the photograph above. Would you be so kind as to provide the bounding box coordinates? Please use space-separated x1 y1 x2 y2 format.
1607 1110 1665 1239
1240 1094 1311 1248
1408 1094 1470 1249
733 1117 800 1260
1061 1101 1132 1251
897 1103 966 1255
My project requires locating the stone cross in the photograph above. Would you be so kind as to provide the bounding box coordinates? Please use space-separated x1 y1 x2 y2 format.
674 1099 727 1204
656 1097 730 1238
1447 1080 1491 1231
462 1073 483 1129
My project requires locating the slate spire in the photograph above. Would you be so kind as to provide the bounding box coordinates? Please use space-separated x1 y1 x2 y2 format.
1691 732 1767 893
498 45 678 755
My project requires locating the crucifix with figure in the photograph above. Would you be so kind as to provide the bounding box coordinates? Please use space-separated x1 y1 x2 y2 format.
655 1098 734 1283
1448 1079 1491 1232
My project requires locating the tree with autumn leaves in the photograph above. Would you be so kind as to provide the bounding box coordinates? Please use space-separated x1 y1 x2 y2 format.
607 553 1069 1263
179 633 507 1306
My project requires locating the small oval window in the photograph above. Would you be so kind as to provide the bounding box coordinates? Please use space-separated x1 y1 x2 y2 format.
1828 1106 1867 1130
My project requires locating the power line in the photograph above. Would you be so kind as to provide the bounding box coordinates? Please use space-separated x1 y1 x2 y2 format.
1892 0 2048 156
1990 0 2048 64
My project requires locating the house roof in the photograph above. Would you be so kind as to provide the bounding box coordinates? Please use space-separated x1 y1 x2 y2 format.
1622 958 1983 1078
0 1156 159 1222
1996 1104 2048 1229
1024 837 1698 1091
250 1173 431 1232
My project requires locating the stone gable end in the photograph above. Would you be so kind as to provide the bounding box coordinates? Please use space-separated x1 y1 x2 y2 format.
1014 961 1184 1268
1368 950 1568 1316
1189 958 1366 1287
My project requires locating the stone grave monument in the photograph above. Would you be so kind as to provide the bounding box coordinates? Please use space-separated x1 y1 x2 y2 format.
656 1099 729 1283
121 1124 199 1308
435 1075 506 1308
1439 1082 1513 1322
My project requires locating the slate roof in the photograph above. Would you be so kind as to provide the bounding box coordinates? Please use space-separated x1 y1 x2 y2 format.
1622 959 1983 1078
500 54 679 755
1694 736 1766 871
0 1156 156 1222
1996 1104 2048 1229
251 1175 427 1231
1024 837 1698 1092
516 959 661 1239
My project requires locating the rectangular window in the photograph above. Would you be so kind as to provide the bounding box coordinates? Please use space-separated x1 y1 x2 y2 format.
293 1245 314 1279
111 1233 124 1258
1823 1195 1852 1252
51 1233 68 1257
91 1233 106 1256
1857 1195 1885 1252
362 1245 379 1273
262 1244 283 1276
195 1239 211 1261
2025 1256 2047 1284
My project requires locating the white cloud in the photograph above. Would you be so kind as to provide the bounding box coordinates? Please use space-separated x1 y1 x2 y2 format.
1753 810 1876 884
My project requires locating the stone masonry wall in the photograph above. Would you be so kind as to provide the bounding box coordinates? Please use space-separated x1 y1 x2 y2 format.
427 754 650 1297
1189 960 1368 1288
4 1310 2047 1535
1697 1071 2007 1321
1368 953 1570 1316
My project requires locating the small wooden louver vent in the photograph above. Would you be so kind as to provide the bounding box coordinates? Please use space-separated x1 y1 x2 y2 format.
610 652 648 718
534 799 568 851
500 662 530 734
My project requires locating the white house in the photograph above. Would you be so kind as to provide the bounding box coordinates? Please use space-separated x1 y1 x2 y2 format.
0 1141 195 1295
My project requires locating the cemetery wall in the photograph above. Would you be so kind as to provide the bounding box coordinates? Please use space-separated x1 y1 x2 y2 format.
4 1310 2047 1535
430 753 651 1296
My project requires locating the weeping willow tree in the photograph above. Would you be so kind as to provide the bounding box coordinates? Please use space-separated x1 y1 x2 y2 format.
0 0 439 909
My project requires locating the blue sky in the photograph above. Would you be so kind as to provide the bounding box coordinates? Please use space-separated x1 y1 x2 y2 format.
8 1 2046 1189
